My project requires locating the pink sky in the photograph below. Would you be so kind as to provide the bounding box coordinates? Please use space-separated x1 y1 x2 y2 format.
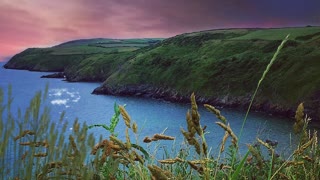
1 0 319 61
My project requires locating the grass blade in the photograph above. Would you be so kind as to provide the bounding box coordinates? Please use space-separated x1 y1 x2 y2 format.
268 151 274 180
231 150 250 180
238 34 290 140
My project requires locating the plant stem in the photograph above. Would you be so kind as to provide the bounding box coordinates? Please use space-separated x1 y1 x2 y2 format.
238 34 290 141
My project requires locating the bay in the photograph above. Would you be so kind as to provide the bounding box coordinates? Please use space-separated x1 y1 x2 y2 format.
0 63 298 157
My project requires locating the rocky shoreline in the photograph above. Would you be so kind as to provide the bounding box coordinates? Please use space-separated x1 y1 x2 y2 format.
92 84 301 121
41 72 66 79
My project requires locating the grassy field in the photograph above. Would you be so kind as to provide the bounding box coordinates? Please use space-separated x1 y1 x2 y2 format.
233 26 320 40
52 38 162 55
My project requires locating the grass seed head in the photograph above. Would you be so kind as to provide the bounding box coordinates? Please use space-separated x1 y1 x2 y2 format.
119 105 131 128
132 150 144 164
125 128 131 149
143 137 152 143
181 129 191 142
14 130 35 141
202 141 208 155
73 120 80 133
285 161 304 167
257 138 273 151
312 130 318 148
21 151 28 160
186 111 197 136
190 93 200 126
33 153 48 158
302 155 313 162
294 136 314 155
158 157 184 164
175 157 184 163
220 131 229 153
158 159 177 164
153 134 175 141
247 144 264 168
110 135 126 150
196 126 203 137
102 144 112 161
91 139 108 155
194 140 201 155
188 159 209 164
132 122 138 134
216 122 238 148
69 135 79 156
293 103 305 134
148 165 172 180
295 103 304 122
109 143 121 151
204 104 227 123
187 161 204 174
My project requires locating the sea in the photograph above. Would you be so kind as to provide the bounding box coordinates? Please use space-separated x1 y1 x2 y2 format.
0 62 299 157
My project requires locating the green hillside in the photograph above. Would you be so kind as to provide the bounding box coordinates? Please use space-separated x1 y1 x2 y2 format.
3 38 162 71
4 27 320 122
91 27 319 119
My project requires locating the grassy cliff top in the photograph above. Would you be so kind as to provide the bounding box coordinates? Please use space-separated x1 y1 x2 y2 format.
3 38 163 71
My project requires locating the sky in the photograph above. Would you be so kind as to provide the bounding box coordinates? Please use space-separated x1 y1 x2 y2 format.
0 0 319 61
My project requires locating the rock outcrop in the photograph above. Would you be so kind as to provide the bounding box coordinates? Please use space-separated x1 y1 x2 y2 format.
41 72 65 79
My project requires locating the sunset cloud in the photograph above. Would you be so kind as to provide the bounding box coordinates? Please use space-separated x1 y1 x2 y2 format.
0 0 319 61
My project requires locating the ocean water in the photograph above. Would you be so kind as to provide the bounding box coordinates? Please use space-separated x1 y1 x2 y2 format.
0 63 298 157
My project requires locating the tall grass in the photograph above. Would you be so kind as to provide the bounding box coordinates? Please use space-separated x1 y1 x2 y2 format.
239 34 290 141
1 35 319 179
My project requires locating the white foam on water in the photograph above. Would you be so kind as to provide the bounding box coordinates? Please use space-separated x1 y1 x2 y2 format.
49 88 81 107
51 99 68 105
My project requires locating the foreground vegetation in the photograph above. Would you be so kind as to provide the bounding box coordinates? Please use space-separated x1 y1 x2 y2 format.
0 87 319 179
1 36 320 179
4 26 320 122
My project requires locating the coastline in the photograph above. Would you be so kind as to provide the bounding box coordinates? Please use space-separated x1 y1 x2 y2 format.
92 84 295 118
92 83 320 129
3 66 320 128
2 66 320 128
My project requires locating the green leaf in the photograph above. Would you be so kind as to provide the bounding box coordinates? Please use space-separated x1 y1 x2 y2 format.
109 102 121 134
87 124 110 131
231 150 250 180
268 151 275 180
114 102 120 116
131 144 150 160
